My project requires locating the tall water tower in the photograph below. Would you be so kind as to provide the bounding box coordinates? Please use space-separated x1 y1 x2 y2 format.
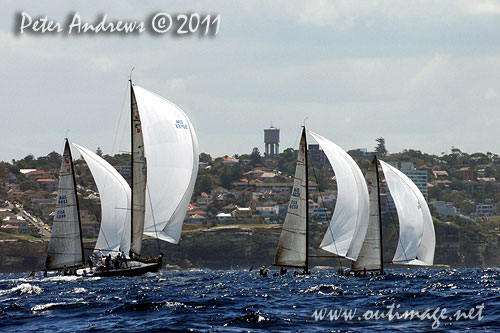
264 125 280 158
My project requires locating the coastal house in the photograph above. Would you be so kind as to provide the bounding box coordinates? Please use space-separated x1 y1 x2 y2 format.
216 212 234 224
25 170 51 181
459 167 474 181
36 178 57 192
475 203 494 217
222 156 239 165
256 205 279 220
188 214 207 224
0 224 19 234
196 192 209 209
2 216 31 234
231 206 260 223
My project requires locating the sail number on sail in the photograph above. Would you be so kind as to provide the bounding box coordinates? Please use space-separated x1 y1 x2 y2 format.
289 187 300 210
55 209 67 219
175 120 189 130
58 195 68 205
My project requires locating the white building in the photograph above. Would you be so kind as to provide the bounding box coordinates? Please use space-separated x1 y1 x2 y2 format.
216 213 235 224
475 203 494 217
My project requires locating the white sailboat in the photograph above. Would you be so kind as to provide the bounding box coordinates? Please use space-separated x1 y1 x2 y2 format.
273 128 370 275
273 128 436 276
73 80 199 277
349 157 437 273
45 139 85 273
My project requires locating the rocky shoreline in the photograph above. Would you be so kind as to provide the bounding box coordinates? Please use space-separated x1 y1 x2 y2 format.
2 221 500 273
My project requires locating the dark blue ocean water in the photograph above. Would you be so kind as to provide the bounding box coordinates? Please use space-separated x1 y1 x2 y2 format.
0 268 498 332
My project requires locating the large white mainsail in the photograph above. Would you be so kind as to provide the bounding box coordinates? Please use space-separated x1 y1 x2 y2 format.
132 85 199 244
379 160 435 266
309 131 369 261
274 128 308 269
46 139 84 270
73 143 132 255
130 88 147 255
352 158 382 271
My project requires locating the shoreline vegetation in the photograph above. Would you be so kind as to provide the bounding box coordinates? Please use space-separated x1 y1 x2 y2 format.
2 143 500 272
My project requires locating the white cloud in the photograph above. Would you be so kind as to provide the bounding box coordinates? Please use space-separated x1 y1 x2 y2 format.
460 0 500 15
484 88 499 100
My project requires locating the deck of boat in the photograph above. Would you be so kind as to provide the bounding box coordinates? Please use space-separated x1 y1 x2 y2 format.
76 260 161 277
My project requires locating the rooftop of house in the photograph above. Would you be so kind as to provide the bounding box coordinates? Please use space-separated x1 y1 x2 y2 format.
37 178 57 182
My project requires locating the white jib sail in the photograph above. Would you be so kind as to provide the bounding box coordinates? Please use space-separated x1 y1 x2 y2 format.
73 143 131 255
274 129 307 268
46 140 83 269
379 160 435 265
352 159 382 271
309 131 369 261
133 85 199 244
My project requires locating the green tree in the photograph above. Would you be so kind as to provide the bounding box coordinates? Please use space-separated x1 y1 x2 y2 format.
199 152 212 163
219 167 233 189
251 147 261 167
96 147 103 157
19 180 40 191
375 137 387 155
195 174 214 195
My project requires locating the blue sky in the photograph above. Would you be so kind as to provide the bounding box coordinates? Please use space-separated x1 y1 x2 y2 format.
1 0 500 161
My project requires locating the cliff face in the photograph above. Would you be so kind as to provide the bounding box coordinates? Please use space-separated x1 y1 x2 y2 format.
2 222 500 273
0 240 47 273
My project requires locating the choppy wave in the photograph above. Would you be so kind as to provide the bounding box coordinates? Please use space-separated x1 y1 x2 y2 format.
0 283 43 296
0 269 498 331
299 284 344 295
31 302 67 312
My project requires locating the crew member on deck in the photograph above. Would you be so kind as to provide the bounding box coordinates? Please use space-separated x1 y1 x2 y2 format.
121 250 128 268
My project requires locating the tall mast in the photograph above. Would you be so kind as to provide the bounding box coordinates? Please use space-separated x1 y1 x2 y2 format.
129 79 134 253
66 138 85 265
303 126 309 273
375 155 384 274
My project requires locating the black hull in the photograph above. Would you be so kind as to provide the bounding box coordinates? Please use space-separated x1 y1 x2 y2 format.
77 257 162 277
91 261 161 277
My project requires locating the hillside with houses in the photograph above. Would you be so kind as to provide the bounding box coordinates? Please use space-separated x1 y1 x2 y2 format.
2 142 500 271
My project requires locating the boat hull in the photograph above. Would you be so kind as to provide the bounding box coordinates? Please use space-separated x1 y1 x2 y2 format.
76 259 161 277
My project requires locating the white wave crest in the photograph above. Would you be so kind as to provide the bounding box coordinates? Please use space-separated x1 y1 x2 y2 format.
71 287 87 293
31 302 66 311
0 283 43 296
164 301 184 308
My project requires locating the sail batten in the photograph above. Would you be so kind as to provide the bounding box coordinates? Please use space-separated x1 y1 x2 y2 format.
73 143 132 255
309 131 369 261
132 85 199 244
274 129 308 269
45 140 83 270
